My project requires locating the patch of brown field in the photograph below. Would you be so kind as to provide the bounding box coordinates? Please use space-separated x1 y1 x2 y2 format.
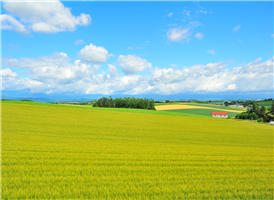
155 105 243 113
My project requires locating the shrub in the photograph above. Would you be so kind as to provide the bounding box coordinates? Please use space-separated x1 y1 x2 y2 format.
257 118 263 123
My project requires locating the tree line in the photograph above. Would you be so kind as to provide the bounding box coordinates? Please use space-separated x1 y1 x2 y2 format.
235 101 274 122
93 96 156 110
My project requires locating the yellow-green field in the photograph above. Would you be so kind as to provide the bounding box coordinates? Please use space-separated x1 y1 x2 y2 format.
1 102 273 199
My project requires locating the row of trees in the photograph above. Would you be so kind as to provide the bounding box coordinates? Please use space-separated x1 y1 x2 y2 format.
93 96 156 110
235 101 274 122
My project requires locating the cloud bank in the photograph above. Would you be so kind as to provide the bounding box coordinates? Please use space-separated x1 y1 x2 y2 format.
2 51 273 95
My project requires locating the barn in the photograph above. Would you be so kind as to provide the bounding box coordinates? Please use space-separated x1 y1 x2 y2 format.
211 112 228 118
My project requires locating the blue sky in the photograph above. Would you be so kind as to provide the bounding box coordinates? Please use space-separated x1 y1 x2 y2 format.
1 1 273 100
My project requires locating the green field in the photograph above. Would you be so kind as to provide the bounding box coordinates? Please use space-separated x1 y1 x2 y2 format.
257 100 273 106
164 109 239 117
1 100 211 118
1 102 273 199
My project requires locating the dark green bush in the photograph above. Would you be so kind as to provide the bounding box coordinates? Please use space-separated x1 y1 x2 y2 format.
257 118 263 123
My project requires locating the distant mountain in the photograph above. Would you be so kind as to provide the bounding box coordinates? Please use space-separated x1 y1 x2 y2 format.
1 89 273 103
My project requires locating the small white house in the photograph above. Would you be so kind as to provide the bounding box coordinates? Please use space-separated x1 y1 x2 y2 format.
269 121 274 125
211 112 228 118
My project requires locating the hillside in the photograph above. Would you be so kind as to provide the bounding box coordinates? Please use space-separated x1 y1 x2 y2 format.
1 102 273 199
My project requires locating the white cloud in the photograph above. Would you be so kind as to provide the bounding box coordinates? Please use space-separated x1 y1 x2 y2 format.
3 52 70 68
75 39 84 45
166 20 203 43
170 64 177 68
206 49 216 55
227 84 237 90
166 12 173 18
182 10 191 17
189 21 203 28
195 33 204 40
167 27 190 43
233 25 241 32
1 14 28 34
118 55 152 75
107 64 118 78
2 52 273 95
78 43 111 64
2 0 91 34
90 64 101 75
1 68 17 77
271 33 274 38
199 10 213 14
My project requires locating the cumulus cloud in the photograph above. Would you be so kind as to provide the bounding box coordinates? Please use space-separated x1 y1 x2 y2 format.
3 52 70 68
206 49 216 55
118 55 152 75
227 84 237 90
2 0 91 34
78 43 111 64
233 25 241 32
166 21 203 43
1 68 17 77
195 33 204 40
75 39 84 45
107 64 118 78
167 27 191 43
1 14 28 34
2 53 273 95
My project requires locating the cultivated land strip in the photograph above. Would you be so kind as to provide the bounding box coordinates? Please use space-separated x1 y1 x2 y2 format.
165 109 239 117
155 104 243 113
1 103 273 199
184 103 247 111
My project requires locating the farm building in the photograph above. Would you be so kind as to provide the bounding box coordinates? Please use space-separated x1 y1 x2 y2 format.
211 112 228 118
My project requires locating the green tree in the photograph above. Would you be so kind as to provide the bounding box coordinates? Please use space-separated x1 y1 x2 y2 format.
270 101 274 115
260 106 266 115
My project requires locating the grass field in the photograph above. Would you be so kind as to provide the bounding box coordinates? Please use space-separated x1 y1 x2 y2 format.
1 100 211 118
1 102 273 199
257 100 273 106
164 109 239 117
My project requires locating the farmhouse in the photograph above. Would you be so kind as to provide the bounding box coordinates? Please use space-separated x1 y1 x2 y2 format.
211 112 228 118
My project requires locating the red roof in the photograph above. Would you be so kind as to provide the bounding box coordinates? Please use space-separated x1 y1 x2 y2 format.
211 112 228 115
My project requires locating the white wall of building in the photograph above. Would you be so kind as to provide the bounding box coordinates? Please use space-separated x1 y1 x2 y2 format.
212 115 228 118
